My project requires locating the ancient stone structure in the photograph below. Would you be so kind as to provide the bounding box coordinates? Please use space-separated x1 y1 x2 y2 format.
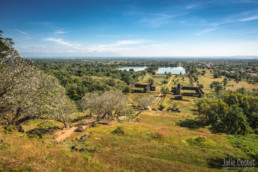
172 84 204 97
131 83 156 93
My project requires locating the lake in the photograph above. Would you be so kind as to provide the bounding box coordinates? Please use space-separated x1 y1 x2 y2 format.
119 66 147 71
156 67 186 75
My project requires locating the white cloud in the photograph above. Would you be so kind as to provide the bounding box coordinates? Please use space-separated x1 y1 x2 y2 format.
15 30 29 35
140 14 175 27
195 28 216 36
115 40 146 46
42 38 147 54
186 4 199 10
44 38 73 46
55 30 67 34
19 40 258 57
239 15 258 21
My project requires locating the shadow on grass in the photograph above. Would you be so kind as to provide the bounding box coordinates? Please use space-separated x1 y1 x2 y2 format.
207 157 224 169
177 118 205 130
26 127 60 138
170 98 190 102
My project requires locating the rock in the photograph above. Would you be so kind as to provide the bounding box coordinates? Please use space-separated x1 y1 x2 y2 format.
74 126 85 132
152 108 159 111
118 116 127 121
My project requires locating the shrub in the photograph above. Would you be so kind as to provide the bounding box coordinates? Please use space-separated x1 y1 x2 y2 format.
111 126 124 135
159 104 166 110
186 136 209 147
130 107 135 114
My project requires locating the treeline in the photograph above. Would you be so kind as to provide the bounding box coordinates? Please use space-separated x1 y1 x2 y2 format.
33 60 148 100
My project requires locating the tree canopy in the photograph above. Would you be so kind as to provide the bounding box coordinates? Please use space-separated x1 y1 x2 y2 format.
0 30 76 126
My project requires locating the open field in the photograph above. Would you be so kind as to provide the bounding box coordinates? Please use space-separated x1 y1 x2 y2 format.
197 69 257 93
1 108 253 172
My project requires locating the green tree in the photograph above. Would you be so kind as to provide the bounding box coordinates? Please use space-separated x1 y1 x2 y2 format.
220 105 251 135
0 30 76 126
147 77 154 85
0 30 19 61
210 81 223 93
161 87 169 96
223 78 228 87
159 103 166 110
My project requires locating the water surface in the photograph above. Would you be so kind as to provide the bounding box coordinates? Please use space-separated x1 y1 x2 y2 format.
119 66 147 71
156 67 186 75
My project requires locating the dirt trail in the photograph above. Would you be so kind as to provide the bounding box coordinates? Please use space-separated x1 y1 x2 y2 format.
54 127 77 143
54 119 95 143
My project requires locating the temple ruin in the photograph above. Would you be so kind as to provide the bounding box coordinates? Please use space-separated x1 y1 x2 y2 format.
172 84 204 97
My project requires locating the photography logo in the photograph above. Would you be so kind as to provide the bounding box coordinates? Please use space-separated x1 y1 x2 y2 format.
222 158 255 170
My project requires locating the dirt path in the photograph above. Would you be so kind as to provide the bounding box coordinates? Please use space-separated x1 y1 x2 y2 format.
54 119 96 143
54 127 77 143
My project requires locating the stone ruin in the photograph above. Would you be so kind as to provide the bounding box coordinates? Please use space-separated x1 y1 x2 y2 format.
131 83 156 93
172 84 204 97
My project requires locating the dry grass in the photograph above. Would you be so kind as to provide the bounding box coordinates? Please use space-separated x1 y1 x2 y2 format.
226 80 258 91
198 69 258 93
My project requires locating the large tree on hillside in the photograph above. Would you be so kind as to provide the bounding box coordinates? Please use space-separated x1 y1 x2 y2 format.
0 30 76 126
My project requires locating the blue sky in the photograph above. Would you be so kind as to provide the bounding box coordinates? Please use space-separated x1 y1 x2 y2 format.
1 0 258 57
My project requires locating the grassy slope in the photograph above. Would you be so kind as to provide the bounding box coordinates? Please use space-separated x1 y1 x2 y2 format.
0 111 250 171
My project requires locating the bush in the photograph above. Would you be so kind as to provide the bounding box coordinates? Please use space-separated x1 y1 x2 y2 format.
3 125 21 134
130 107 135 114
111 126 124 135
186 136 209 148
228 135 258 159
159 104 166 110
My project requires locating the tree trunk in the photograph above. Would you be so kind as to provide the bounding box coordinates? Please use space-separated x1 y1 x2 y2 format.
10 107 21 125
63 120 68 128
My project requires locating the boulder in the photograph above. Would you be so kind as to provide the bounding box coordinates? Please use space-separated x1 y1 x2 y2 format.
118 116 127 121
74 126 85 132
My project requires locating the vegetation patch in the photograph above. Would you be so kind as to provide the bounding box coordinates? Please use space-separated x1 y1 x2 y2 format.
228 134 258 160
186 136 214 148
111 126 125 135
